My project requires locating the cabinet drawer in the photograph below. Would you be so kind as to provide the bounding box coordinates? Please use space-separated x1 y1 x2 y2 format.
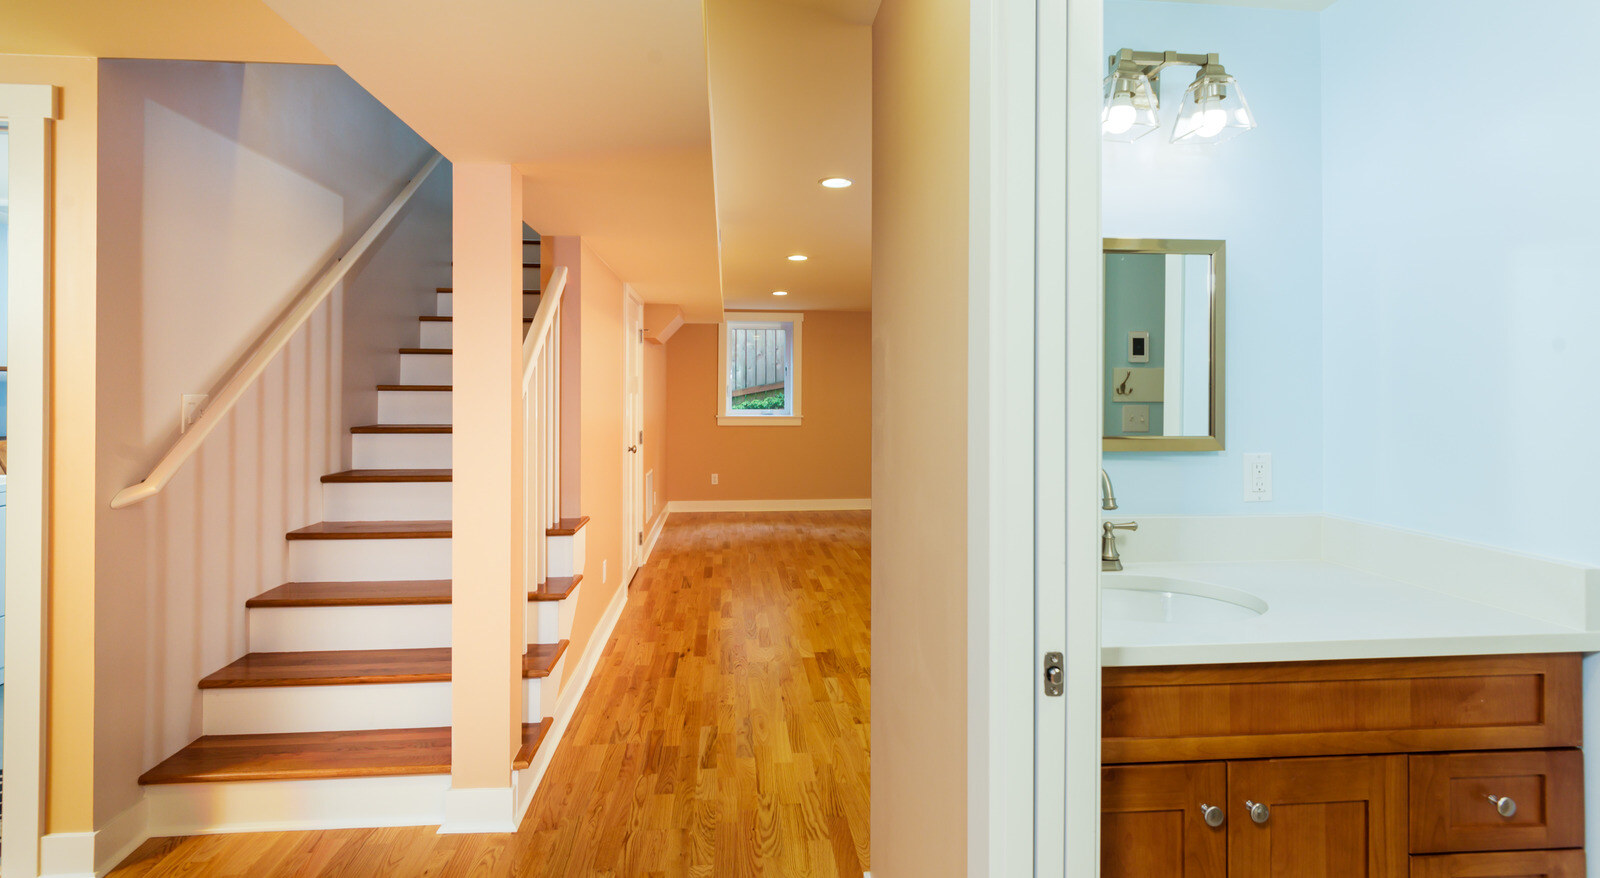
1410 750 1584 854
1103 654 1581 764
1411 849 1585 877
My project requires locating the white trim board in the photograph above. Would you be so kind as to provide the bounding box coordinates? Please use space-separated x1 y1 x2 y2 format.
513 580 629 824
666 499 870 513
2 82 60 878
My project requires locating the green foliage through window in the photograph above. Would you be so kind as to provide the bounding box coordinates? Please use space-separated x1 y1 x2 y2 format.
732 390 786 411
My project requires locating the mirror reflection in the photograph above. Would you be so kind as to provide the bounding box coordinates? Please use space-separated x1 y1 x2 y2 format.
1103 239 1224 451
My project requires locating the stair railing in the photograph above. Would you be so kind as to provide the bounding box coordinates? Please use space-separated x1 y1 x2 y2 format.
111 151 445 509
523 265 568 590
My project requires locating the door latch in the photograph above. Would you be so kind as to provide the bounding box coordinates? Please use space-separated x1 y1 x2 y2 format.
1043 652 1064 696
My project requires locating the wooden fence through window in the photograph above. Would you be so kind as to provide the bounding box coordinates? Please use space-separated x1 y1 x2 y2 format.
729 326 788 397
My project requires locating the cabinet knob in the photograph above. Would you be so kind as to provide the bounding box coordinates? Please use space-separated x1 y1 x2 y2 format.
1486 794 1517 818
1245 800 1270 824
1199 804 1225 828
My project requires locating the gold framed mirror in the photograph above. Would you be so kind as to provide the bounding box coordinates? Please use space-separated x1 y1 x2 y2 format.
1103 238 1225 452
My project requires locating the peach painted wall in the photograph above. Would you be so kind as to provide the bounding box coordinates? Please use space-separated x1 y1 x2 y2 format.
663 311 870 502
0 51 101 836
871 0 970 874
568 240 629 667
93 60 446 828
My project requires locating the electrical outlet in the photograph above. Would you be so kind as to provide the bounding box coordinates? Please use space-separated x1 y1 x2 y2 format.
1243 453 1273 502
1121 404 1150 433
711 473 719 485
181 394 209 433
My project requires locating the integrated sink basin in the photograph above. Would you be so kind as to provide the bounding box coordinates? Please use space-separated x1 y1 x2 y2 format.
1102 573 1268 623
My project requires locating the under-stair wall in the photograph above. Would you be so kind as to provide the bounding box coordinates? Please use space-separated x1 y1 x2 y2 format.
91 59 450 867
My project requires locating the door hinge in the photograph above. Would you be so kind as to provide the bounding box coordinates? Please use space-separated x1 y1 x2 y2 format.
638 328 644 343
638 531 644 545
1043 652 1064 696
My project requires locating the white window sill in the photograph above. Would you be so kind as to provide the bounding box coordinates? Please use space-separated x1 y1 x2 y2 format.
717 415 803 427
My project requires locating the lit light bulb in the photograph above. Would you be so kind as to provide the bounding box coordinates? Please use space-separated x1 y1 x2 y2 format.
1103 93 1137 135
1197 98 1228 137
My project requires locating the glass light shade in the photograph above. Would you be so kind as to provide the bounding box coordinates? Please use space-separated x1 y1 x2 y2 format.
1171 72 1256 145
1101 70 1160 142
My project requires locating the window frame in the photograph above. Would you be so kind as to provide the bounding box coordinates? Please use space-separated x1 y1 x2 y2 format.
717 311 803 426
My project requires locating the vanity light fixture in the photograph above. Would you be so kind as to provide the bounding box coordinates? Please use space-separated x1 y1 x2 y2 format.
1102 49 1257 145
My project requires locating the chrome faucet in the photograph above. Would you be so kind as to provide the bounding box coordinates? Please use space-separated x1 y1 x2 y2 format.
1099 468 1137 571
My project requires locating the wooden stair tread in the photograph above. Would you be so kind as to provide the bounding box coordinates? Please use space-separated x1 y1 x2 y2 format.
351 424 451 434
199 647 453 688
286 520 451 540
246 576 583 608
377 384 451 391
138 721 552 785
321 469 451 483
529 575 583 602
247 581 454 607
200 643 570 688
546 515 590 537
524 640 570 678
399 347 452 355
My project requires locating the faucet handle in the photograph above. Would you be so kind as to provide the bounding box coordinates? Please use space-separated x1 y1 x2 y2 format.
1104 521 1139 533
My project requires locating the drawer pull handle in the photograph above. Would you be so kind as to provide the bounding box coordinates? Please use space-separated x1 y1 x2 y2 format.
1200 804 1225 828
1245 800 1270 824
1487 794 1517 818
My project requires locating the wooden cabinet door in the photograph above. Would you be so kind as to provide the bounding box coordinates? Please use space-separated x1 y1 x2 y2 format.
1102 761 1227 878
1229 755 1408 878
1410 850 1586 878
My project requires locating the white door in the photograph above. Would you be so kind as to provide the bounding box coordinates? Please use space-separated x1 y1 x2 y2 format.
623 291 645 576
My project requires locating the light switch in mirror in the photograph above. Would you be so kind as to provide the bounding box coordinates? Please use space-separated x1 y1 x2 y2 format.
1104 239 1225 452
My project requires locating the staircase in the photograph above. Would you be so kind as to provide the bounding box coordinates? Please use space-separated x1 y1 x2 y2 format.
138 239 588 834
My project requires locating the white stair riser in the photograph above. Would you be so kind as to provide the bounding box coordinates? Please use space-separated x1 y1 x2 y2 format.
399 352 452 384
524 665 559 722
249 601 561 652
250 604 453 652
202 681 451 735
548 530 585 579
289 537 450 581
525 585 580 645
145 774 451 836
378 389 452 424
352 433 452 469
419 321 452 347
323 480 452 521
435 292 540 319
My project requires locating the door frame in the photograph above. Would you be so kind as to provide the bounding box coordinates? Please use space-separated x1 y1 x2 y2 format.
622 286 644 579
0 83 60 878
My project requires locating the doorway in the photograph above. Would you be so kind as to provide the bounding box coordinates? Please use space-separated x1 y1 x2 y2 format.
623 289 644 578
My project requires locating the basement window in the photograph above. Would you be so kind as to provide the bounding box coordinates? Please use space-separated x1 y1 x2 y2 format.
718 313 803 426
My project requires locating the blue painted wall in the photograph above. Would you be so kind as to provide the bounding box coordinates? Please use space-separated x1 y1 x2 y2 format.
1321 0 1600 568
1103 0 1325 515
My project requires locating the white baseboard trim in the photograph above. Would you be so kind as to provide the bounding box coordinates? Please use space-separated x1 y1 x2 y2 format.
40 831 95 878
641 508 668 562
666 498 871 513
513 580 630 825
439 784 517 834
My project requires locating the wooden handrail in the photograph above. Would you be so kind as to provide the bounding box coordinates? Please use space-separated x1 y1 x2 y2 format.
522 265 568 394
111 152 444 509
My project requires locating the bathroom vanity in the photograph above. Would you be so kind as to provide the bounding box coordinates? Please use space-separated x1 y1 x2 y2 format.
1096 517 1600 878
1101 653 1583 878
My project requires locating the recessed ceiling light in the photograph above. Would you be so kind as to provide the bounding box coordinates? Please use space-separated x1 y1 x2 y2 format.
819 177 854 189
772 290 789 296
787 254 808 262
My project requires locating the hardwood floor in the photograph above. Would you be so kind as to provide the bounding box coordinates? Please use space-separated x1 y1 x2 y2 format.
109 510 872 877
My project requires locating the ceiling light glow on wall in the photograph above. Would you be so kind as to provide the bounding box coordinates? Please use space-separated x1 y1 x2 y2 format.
819 177 854 189
788 254 808 261
772 290 789 296
1102 49 1257 146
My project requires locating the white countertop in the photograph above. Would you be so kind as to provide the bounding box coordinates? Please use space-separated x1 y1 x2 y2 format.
1102 559 1600 667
